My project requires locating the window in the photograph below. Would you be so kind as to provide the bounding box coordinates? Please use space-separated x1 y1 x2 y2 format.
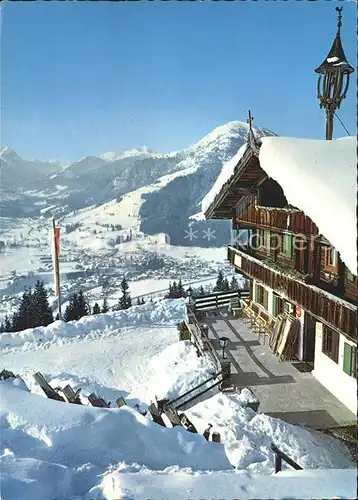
346 269 355 282
324 247 337 269
255 283 269 310
343 343 357 378
282 234 293 259
284 302 291 313
322 326 339 363
272 294 284 316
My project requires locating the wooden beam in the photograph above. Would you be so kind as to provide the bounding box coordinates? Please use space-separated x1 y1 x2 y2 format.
62 384 82 404
147 403 166 427
33 372 66 402
88 393 110 408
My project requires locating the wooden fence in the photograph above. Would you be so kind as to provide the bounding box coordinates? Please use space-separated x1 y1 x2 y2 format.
193 289 250 311
185 306 222 372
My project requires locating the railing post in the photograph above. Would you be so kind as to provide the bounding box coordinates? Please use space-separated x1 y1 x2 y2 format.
274 452 282 473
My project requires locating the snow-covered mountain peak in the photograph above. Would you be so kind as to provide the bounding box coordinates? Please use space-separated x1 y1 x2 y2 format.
190 121 270 154
0 146 21 162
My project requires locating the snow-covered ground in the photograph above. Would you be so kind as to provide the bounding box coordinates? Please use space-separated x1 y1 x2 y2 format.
1 299 355 499
91 467 357 500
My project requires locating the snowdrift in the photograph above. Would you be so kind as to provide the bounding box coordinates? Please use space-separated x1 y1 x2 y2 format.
0 298 186 351
90 466 358 500
0 379 231 500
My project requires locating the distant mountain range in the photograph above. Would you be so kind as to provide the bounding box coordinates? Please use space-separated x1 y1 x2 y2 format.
0 121 276 245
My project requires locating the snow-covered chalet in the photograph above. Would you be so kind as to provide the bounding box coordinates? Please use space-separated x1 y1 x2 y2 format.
201 11 356 414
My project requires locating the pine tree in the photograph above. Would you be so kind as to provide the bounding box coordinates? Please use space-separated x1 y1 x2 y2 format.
177 279 186 298
92 302 101 314
118 277 132 310
230 275 239 290
33 280 53 327
214 270 225 292
101 297 109 313
64 293 77 322
12 287 36 332
222 278 230 291
165 282 172 299
64 290 90 322
171 281 178 298
77 290 90 317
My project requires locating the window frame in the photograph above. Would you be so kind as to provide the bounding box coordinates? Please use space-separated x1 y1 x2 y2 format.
272 293 284 317
346 269 355 282
324 247 338 270
322 325 339 364
255 283 269 310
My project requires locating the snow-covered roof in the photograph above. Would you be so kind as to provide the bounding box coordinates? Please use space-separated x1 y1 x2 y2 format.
259 136 357 275
201 143 248 214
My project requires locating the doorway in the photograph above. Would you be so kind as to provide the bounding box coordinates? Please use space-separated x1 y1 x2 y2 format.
303 312 316 364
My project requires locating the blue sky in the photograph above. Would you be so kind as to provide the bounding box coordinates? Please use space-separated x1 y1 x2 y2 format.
2 1 356 162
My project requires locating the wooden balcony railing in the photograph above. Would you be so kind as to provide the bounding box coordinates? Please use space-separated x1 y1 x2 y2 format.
228 246 357 341
236 204 319 236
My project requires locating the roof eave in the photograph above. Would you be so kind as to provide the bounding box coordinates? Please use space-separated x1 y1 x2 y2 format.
204 142 260 220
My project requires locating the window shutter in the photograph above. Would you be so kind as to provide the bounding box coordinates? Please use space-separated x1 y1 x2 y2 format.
255 284 259 303
332 331 339 363
263 289 269 310
272 295 278 316
343 343 352 375
284 235 292 258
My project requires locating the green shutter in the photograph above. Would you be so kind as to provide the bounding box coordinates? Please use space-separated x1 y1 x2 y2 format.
264 230 270 250
343 343 352 375
263 289 269 310
272 295 278 316
284 235 293 258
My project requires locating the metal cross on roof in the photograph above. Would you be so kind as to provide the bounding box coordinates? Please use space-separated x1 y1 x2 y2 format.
336 6 343 34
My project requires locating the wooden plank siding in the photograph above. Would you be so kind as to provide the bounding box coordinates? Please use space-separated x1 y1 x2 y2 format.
228 247 357 342
344 272 357 303
236 205 319 237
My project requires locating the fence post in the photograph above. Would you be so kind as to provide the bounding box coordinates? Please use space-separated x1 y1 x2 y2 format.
274 452 282 473
211 431 221 443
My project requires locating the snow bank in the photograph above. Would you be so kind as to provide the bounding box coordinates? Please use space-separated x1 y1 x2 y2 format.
259 136 357 274
88 466 358 500
0 379 232 500
139 340 217 403
2 379 354 500
201 143 248 214
0 298 186 351
185 392 354 473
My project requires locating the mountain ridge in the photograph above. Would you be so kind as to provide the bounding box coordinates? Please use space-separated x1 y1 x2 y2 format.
1 121 276 245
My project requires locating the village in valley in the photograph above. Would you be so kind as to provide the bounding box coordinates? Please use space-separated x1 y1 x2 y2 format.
0 3 357 500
